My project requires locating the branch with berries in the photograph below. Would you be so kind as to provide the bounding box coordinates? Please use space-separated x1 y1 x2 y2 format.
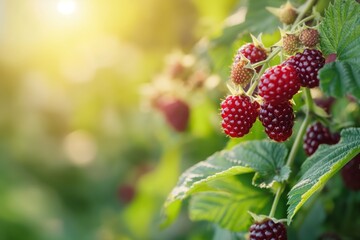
162 0 360 239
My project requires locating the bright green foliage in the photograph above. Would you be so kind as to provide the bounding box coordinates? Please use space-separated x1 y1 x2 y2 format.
319 0 360 100
189 175 272 231
162 140 289 227
287 128 360 222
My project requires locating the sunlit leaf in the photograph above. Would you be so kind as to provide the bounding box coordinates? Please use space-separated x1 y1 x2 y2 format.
319 0 360 100
189 175 272 231
287 128 360 222
162 140 289 227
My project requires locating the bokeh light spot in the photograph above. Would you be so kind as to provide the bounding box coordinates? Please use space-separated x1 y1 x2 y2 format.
63 130 97 166
57 0 77 15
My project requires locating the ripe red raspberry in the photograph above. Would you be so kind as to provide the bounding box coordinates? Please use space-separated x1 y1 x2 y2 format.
283 34 299 54
303 122 340 156
258 64 300 103
285 49 325 88
299 28 319 48
249 218 287 240
235 43 267 72
259 101 294 142
341 154 360 191
221 95 259 138
231 60 254 87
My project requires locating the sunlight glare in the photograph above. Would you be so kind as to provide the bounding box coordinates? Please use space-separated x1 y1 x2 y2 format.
57 0 77 15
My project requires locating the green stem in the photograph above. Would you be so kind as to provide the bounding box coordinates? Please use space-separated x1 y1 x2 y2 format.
286 113 310 167
269 186 284 218
286 88 313 167
247 47 281 96
304 87 314 113
269 88 314 217
293 0 317 27
267 0 318 218
291 15 316 32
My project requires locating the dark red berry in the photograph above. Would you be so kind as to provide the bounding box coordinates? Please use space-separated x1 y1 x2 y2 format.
249 218 287 240
258 64 301 103
341 154 360 191
235 43 267 72
259 101 294 142
303 122 340 156
231 60 254 87
221 95 259 138
155 97 190 132
285 49 325 88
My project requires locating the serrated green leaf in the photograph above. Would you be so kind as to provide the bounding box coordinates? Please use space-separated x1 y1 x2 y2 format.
319 62 360 99
287 128 360 222
253 165 290 188
319 0 360 100
162 140 289 227
189 175 272 231
319 0 360 60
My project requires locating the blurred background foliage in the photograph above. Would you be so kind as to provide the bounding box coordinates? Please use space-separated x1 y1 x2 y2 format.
0 0 238 239
2 0 358 239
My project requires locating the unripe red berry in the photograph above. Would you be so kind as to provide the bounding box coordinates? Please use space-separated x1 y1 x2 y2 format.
283 34 300 54
230 60 254 87
279 3 297 25
299 28 319 48
235 43 267 72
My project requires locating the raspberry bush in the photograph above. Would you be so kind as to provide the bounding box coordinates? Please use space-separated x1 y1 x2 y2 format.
161 0 360 239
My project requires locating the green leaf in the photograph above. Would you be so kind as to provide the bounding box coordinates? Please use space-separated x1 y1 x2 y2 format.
162 140 289 227
319 0 360 99
287 128 360 222
319 62 360 99
189 175 272 231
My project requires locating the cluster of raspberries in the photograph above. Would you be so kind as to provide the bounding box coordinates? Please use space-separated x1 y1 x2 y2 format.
221 41 325 142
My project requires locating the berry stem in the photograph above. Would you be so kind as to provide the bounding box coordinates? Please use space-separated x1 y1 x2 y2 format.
291 15 315 31
247 47 281 96
293 0 317 28
268 88 314 217
286 88 313 168
269 185 284 218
